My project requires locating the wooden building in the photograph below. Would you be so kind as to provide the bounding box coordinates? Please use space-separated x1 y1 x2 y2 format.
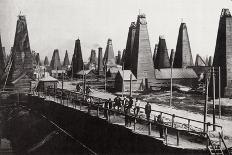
114 70 137 91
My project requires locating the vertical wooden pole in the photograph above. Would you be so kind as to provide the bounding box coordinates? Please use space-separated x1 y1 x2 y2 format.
61 72 64 105
177 131 179 146
165 128 168 145
188 119 190 131
204 77 208 133
122 63 124 97
72 61 74 80
148 122 151 135
129 74 132 97
97 106 99 117
134 116 136 131
171 114 175 128
169 61 173 107
105 66 107 92
218 67 221 119
212 67 216 131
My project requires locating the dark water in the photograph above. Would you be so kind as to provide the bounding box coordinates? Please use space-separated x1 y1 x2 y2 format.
0 96 90 155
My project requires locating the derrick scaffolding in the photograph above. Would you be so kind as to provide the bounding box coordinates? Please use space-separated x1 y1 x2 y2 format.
203 66 221 132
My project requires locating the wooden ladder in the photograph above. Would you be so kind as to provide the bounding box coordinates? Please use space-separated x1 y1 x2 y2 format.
207 133 224 155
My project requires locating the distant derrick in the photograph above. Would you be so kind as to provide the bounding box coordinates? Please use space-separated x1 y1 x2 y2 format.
0 34 5 78
131 14 155 80
50 49 62 70
153 44 158 67
103 39 116 69
116 51 121 65
205 57 209 66
63 50 70 67
195 54 205 66
72 39 83 75
124 22 136 70
44 56 49 66
3 15 33 91
208 56 212 66
31 50 37 67
173 23 194 68
169 49 175 66
154 36 170 69
89 49 97 70
120 49 126 66
2 47 6 68
210 9 232 97
97 47 103 75
35 53 42 66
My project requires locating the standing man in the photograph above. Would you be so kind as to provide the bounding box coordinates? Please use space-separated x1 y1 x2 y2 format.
134 98 141 116
114 95 121 110
108 98 113 115
145 102 151 121
104 99 109 120
157 113 164 138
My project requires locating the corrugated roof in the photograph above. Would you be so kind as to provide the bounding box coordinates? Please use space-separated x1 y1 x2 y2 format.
40 75 58 82
155 68 197 79
118 70 137 80
108 67 121 74
76 69 93 75
51 70 66 73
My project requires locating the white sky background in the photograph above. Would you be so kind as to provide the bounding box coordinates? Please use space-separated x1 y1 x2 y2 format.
0 0 232 62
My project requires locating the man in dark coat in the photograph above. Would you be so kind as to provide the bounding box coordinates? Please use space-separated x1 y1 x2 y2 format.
157 113 164 138
145 102 151 121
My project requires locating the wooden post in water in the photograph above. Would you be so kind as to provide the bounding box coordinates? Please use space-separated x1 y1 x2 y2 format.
212 67 216 131
203 77 208 133
218 67 221 119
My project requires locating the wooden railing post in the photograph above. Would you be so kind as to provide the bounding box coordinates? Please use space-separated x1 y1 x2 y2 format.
177 130 179 146
148 121 151 135
97 106 99 117
80 99 82 110
108 109 110 122
188 119 190 131
165 127 168 145
172 114 175 128
134 116 136 131
88 102 90 114
219 132 221 147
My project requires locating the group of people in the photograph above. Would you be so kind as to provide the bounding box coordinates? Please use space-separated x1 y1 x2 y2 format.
84 93 165 138
76 84 92 95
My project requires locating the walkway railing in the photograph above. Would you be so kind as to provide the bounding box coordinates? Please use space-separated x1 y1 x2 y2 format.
31 88 223 147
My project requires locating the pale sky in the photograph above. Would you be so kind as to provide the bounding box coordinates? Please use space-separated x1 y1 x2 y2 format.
0 0 232 62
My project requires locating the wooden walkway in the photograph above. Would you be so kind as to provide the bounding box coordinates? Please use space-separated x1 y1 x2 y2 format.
32 89 212 150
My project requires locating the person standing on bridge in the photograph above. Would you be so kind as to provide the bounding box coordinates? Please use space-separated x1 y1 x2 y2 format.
127 97 133 126
134 98 141 117
145 102 151 121
76 84 82 92
86 96 93 114
114 95 121 111
104 99 109 120
108 98 113 115
157 113 164 138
